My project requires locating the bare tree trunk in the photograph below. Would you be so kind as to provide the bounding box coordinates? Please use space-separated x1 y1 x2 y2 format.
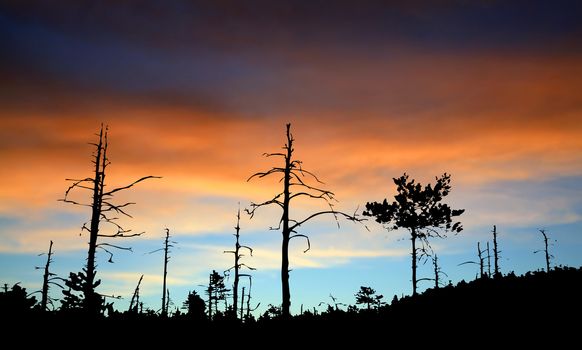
544 236 550 273
493 225 500 277
61 125 160 316
486 241 491 277
247 123 360 319
233 211 240 317
539 229 551 272
411 229 417 295
281 124 292 318
161 229 170 317
478 242 484 278
40 240 54 311
86 126 105 315
207 275 213 320
433 254 439 289
240 286 245 319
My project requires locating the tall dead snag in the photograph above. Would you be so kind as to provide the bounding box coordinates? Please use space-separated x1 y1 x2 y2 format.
148 228 175 317
60 124 160 315
535 229 554 273
492 225 500 277
247 123 362 318
161 229 171 317
364 173 464 295
486 242 491 276
36 240 63 311
224 206 255 319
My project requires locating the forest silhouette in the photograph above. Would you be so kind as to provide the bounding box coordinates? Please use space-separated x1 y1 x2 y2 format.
1 123 580 338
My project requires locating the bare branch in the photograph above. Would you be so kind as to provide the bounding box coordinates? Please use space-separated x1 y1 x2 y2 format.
290 234 311 253
102 175 161 196
97 242 133 252
240 245 253 256
294 161 325 184
62 178 94 198
247 167 286 182
264 152 286 158
289 191 332 201
290 210 361 231
58 199 92 207
102 201 136 218
239 263 256 271
245 194 284 218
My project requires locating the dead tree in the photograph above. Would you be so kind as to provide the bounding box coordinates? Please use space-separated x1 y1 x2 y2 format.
242 276 259 319
478 242 484 278
161 230 170 317
458 242 486 279
486 241 491 277
247 123 362 318
224 206 255 319
432 254 448 288
535 229 554 273
36 240 63 311
60 124 160 314
240 286 246 319
418 254 448 288
492 225 500 277
128 274 144 313
148 228 175 317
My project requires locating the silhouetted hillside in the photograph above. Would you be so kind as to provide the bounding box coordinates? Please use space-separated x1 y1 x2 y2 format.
5 267 580 346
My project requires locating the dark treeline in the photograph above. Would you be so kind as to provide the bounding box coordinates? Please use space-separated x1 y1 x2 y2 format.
2 267 581 345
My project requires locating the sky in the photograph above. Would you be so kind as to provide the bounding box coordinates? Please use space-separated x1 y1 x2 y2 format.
1 0 581 315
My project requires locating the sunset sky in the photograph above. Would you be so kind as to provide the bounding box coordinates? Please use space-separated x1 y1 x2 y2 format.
1 1 581 315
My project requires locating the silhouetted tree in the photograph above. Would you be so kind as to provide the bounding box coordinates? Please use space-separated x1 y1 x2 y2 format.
260 304 282 320
431 254 447 288
182 290 206 320
492 225 500 277
0 283 37 315
60 124 160 315
240 276 260 320
364 173 464 295
224 206 255 319
147 228 175 317
247 123 361 318
355 286 384 310
535 229 554 273
486 241 492 276
459 242 487 279
419 254 449 288
206 270 229 319
36 240 63 311
128 274 143 313
60 271 102 313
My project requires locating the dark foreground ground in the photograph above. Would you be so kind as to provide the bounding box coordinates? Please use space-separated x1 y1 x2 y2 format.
4 267 581 346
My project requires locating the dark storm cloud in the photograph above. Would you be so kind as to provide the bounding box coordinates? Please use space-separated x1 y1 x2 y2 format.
3 0 581 50
1 0 581 113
